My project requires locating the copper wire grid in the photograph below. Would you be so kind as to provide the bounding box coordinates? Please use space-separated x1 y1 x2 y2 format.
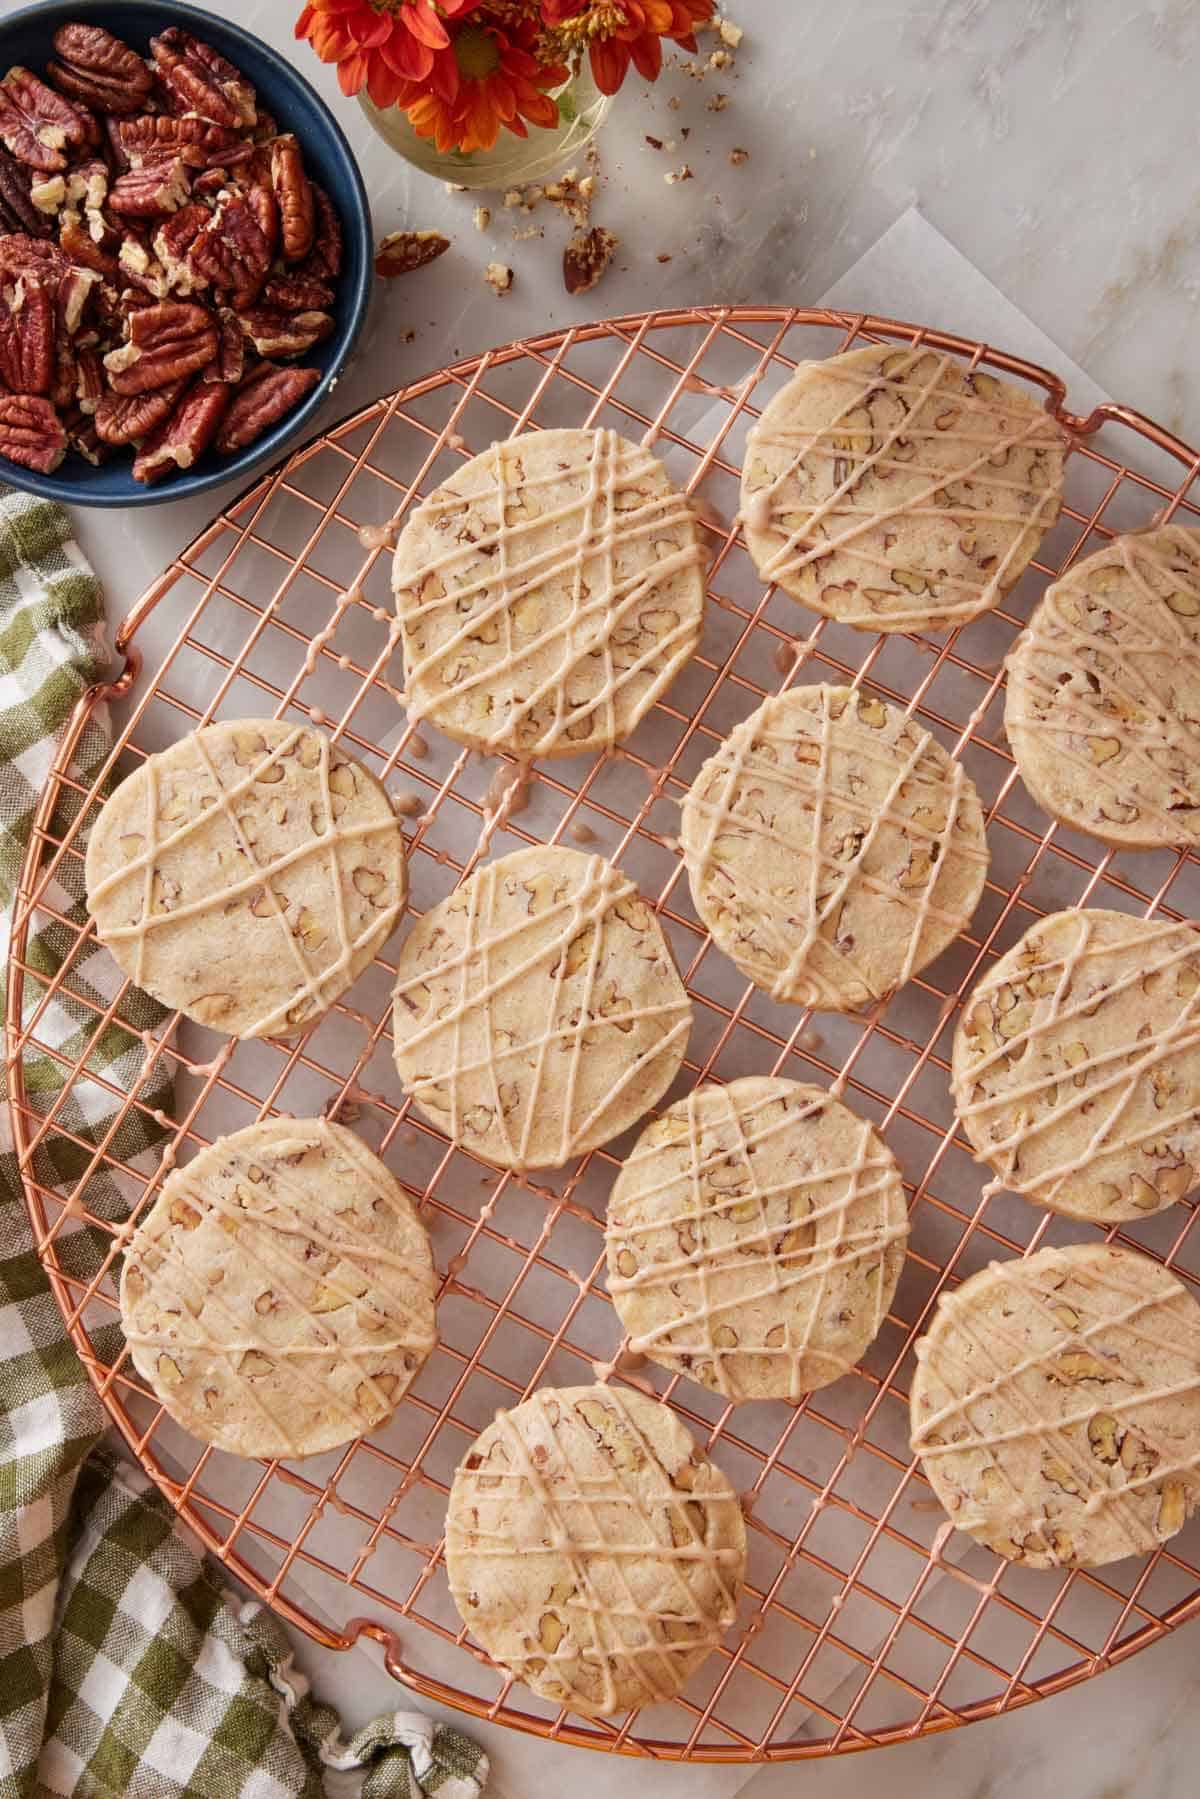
8 306 1200 1762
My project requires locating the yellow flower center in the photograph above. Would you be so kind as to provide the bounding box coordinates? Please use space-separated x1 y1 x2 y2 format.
455 25 501 80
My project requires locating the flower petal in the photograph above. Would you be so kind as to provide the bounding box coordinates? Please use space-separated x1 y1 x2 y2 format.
404 1 451 50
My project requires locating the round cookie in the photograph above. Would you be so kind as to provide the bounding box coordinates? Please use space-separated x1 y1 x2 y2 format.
679 683 989 1011
392 846 691 1170
86 720 407 1039
910 1243 1200 1568
741 345 1067 632
393 426 707 758
605 1077 908 1402
120 1118 435 1460
445 1383 746 1715
1005 526 1200 848
953 908 1200 1223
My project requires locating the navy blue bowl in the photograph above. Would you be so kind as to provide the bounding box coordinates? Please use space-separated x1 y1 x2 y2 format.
0 0 371 507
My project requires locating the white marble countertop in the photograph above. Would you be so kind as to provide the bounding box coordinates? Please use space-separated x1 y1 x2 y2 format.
70 1 1200 1795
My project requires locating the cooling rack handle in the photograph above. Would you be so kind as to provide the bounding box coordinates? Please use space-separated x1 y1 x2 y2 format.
343 1617 416 1684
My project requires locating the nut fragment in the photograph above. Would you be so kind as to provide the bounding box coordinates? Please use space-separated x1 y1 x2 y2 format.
563 225 618 296
235 305 332 359
0 146 53 236
1158 1479 1187 1536
374 228 450 277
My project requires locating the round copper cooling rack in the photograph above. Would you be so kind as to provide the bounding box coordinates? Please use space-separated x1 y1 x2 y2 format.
8 307 1200 1762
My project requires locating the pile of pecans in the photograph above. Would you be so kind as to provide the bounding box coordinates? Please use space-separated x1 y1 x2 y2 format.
0 22 344 484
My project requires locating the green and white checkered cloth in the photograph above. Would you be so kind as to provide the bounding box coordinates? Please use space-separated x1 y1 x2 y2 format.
0 487 489 1799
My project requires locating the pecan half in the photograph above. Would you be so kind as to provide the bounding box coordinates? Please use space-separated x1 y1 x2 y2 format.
0 68 93 172
101 114 130 174
46 24 153 117
103 300 217 394
246 181 278 268
0 233 64 284
187 191 271 300
120 115 246 172
303 184 342 281
0 393 66 471
0 146 53 237
94 375 187 445
150 29 256 130
0 277 55 394
235 306 332 359
216 361 319 452
374 229 449 278
108 157 190 219
270 134 313 262
201 306 245 386
133 378 231 482
260 270 334 312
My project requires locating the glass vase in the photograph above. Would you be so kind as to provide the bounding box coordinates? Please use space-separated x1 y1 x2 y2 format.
359 69 611 191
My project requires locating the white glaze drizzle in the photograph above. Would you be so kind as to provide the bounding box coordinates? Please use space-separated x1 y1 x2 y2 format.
392 848 691 1170
742 348 1066 629
447 1385 743 1714
955 909 1200 1217
682 684 988 1009
912 1247 1200 1561
606 1080 907 1401
395 429 707 757
1005 527 1200 843
91 725 405 1039
123 1122 435 1457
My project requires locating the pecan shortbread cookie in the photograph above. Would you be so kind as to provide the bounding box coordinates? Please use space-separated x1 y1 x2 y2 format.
679 684 989 1011
120 1119 435 1460
741 346 1067 632
911 1243 1200 1568
87 720 407 1039
391 845 692 1169
393 426 707 758
606 1077 908 1401
953 908 1200 1222
1006 527 1200 847
445 1384 746 1715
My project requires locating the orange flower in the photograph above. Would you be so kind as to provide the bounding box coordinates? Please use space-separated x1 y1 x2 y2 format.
295 0 475 108
541 0 712 95
398 20 567 155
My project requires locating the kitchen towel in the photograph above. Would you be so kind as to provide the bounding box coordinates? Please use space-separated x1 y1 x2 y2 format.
0 483 488 1799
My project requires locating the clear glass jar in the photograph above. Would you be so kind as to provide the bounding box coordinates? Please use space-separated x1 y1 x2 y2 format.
359 68 611 191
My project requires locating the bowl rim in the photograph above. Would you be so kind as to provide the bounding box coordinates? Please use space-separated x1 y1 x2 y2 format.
0 0 372 509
